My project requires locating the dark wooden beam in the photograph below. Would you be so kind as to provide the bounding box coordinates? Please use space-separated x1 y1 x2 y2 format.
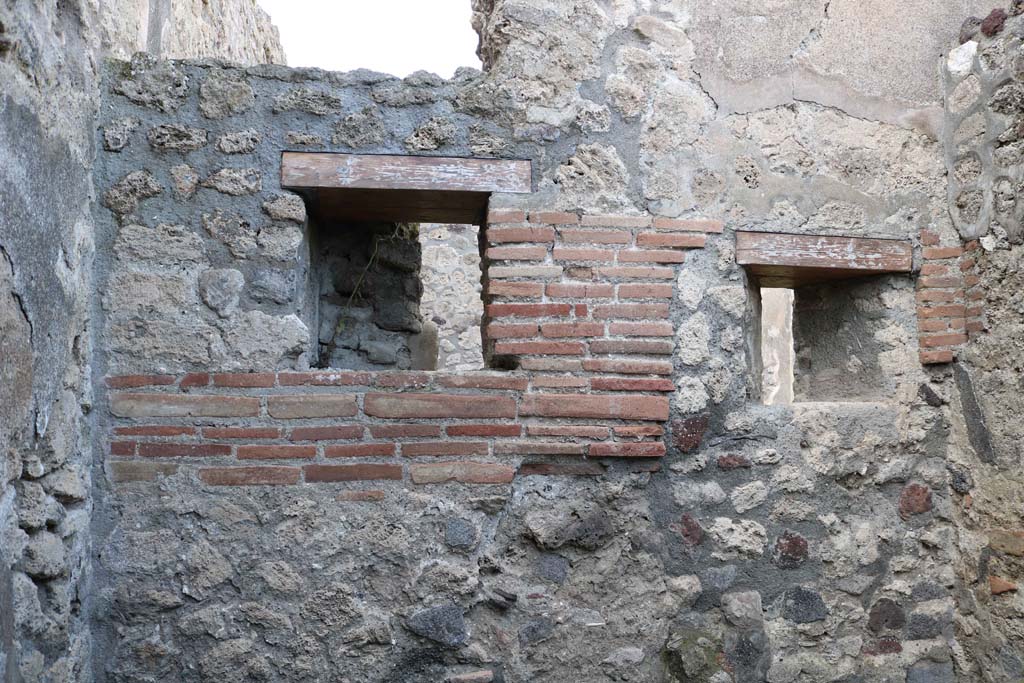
281 152 532 194
308 188 489 225
736 231 913 287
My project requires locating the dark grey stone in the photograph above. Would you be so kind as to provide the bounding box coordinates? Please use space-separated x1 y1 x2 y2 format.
906 661 954 683
868 598 905 633
905 613 943 640
405 604 467 648
782 587 827 624
444 518 478 552
953 363 996 463
519 617 555 646
536 553 569 584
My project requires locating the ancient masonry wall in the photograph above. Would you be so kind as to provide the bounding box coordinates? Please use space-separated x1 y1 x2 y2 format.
938 9 1024 680
0 2 281 681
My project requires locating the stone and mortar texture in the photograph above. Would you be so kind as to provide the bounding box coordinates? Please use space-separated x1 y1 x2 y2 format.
0 0 281 681
4 0 1024 682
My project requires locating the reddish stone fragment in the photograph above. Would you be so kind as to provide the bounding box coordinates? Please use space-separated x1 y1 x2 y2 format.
199 466 299 486
671 415 708 453
899 482 933 519
717 454 751 470
674 514 703 546
773 531 809 569
981 8 1007 36
862 637 903 656
991 576 1018 595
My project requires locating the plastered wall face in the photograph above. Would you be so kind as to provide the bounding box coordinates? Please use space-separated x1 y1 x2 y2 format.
82 1 1001 680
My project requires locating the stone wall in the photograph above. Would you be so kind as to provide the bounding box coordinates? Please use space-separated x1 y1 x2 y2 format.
940 8 1024 680
0 1 280 680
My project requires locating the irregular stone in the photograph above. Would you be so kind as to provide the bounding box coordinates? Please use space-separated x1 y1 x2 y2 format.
147 124 208 152
202 210 257 258
526 508 613 551
906 661 954 683
16 482 61 530
905 612 942 640
675 514 704 546
537 553 569 583
959 16 981 44
405 116 457 151
468 124 510 156
21 531 66 578
782 587 827 624
989 529 1024 556
250 269 296 304
40 466 87 502
722 591 763 628
216 129 261 154
257 561 303 594
554 143 630 211
868 598 905 632
199 70 255 119
371 74 442 106
899 483 933 519
980 8 1007 37
707 518 767 557
444 518 478 552
677 312 710 365
406 604 467 647
170 164 200 199
219 311 309 370
671 414 708 452
730 481 768 514
519 617 555 646
113 55 189 111
262 194 307 223
103 117 139 151
332 106 387 147
718 454 751 470
667 575 702 607
284 131 323 146
663 628 724 681
103 170 162 215
183 539 232 600
201 168 261 195
273 87 342 115
947 41 977 79
674 377 709 414
257 222 303 260
990 576 1018 595
200 269 245 318
772 531 809 569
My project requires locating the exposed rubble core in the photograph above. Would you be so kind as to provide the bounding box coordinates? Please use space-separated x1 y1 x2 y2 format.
3 0 1024 681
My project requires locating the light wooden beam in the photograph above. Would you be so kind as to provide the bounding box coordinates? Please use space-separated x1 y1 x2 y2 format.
736 231 913 287
281 152 532 194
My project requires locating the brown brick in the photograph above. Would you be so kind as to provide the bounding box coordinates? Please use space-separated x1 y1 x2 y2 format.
238 444 316 460
494 441 586 455
369 424 440 439
546 283 614 298
111 393 260 418
918 319 952 333
618 249 686 264
529 210 578 225
487 226 556 243
918 276 962 288
485 323 539 339
267 395 358 419
590 339 674 354
375 372 432 389
114 425 196 437
919 230 940 246
530 375 589 388
652 217 723 233
967 319 985 333
486 246 548 260
518 358 583 372
180 372 211 388
204 427 281 439
583 359 673 375
917 304 967 318
111 441 136 456
325 443 397 457
200 466 300 486
591 377 675 391
291 425 365 440
964 274 980 287
589 441 666 457
489 265 564 279
487 209 526 224
920 349 955 364
138 443 232 458
409 461 515 485
107 374 176 389
304 464 402 482
920 263 950 275
596 266 675 280
553 247 616 262
488 281 545 298
960 257 977 272
593 303 670 320
613 425 664 437
607 322 674 337
521 394 669 421
617 284 673 299
109 461 179 483
336 490 386 502
518 462 605 476
486 303 571 318
213 372 276 387
402 441 490 457
494 341 585 356
559 229 631 244
580 214 651 228
278 371 373 386
920 333 968 348
439 375 530 390
923 246 964 260
447 424 522 437
636 232 706 248
540 322 605 337
526 424 609 439
364 393 516 419
916 289 960 303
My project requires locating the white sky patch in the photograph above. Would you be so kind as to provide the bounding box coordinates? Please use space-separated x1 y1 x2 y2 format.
257 0 482 78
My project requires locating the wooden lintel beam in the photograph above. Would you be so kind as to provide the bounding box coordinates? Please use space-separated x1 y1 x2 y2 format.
281 152 532 194
736 231 913 276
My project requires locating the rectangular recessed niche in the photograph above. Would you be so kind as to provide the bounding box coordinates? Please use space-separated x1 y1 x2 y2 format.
738 231 915 404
